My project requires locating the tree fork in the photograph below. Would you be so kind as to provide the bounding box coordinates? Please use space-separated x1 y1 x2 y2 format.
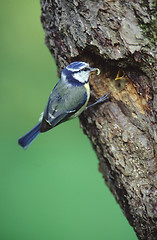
40 1 157 239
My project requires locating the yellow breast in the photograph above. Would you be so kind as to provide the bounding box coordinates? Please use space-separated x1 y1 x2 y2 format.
70 82 90 119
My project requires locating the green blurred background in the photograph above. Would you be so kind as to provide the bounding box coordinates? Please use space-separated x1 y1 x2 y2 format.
0 1 137 240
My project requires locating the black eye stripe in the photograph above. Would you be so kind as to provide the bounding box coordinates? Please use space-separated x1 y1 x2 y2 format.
74 67 90 73
83 67 90 71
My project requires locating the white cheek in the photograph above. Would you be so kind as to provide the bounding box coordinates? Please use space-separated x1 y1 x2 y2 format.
73 71 89 83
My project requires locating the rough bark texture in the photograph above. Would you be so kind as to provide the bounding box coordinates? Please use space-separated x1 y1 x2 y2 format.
40 0 157 239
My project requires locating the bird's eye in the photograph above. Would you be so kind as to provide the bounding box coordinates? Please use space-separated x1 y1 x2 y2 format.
83 67 90 71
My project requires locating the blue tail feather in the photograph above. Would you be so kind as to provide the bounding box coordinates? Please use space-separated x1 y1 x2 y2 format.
18 122 41 150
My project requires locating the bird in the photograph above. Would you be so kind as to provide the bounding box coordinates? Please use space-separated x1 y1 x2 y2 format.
18 61 109 149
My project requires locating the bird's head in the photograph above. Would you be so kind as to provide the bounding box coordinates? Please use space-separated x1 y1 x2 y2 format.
61 61 100 85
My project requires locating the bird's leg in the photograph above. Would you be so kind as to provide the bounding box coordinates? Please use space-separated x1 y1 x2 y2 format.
86 93 110 110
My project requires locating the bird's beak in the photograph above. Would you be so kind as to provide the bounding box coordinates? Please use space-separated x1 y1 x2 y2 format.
90 67 101 75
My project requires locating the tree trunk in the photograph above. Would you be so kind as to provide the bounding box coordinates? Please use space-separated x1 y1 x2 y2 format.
40 0 157 239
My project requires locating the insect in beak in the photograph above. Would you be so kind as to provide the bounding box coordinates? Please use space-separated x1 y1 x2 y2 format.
90 67 101 75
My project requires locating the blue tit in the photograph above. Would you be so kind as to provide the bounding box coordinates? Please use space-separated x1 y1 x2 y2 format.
18 61 109 149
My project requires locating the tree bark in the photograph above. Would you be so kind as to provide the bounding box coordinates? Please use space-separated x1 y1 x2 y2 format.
40 0 157 239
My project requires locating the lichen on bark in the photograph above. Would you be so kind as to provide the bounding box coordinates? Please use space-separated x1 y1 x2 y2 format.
134 0 157 46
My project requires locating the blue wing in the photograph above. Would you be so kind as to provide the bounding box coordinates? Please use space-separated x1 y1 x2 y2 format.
40 91 88 132
18 122 41 150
